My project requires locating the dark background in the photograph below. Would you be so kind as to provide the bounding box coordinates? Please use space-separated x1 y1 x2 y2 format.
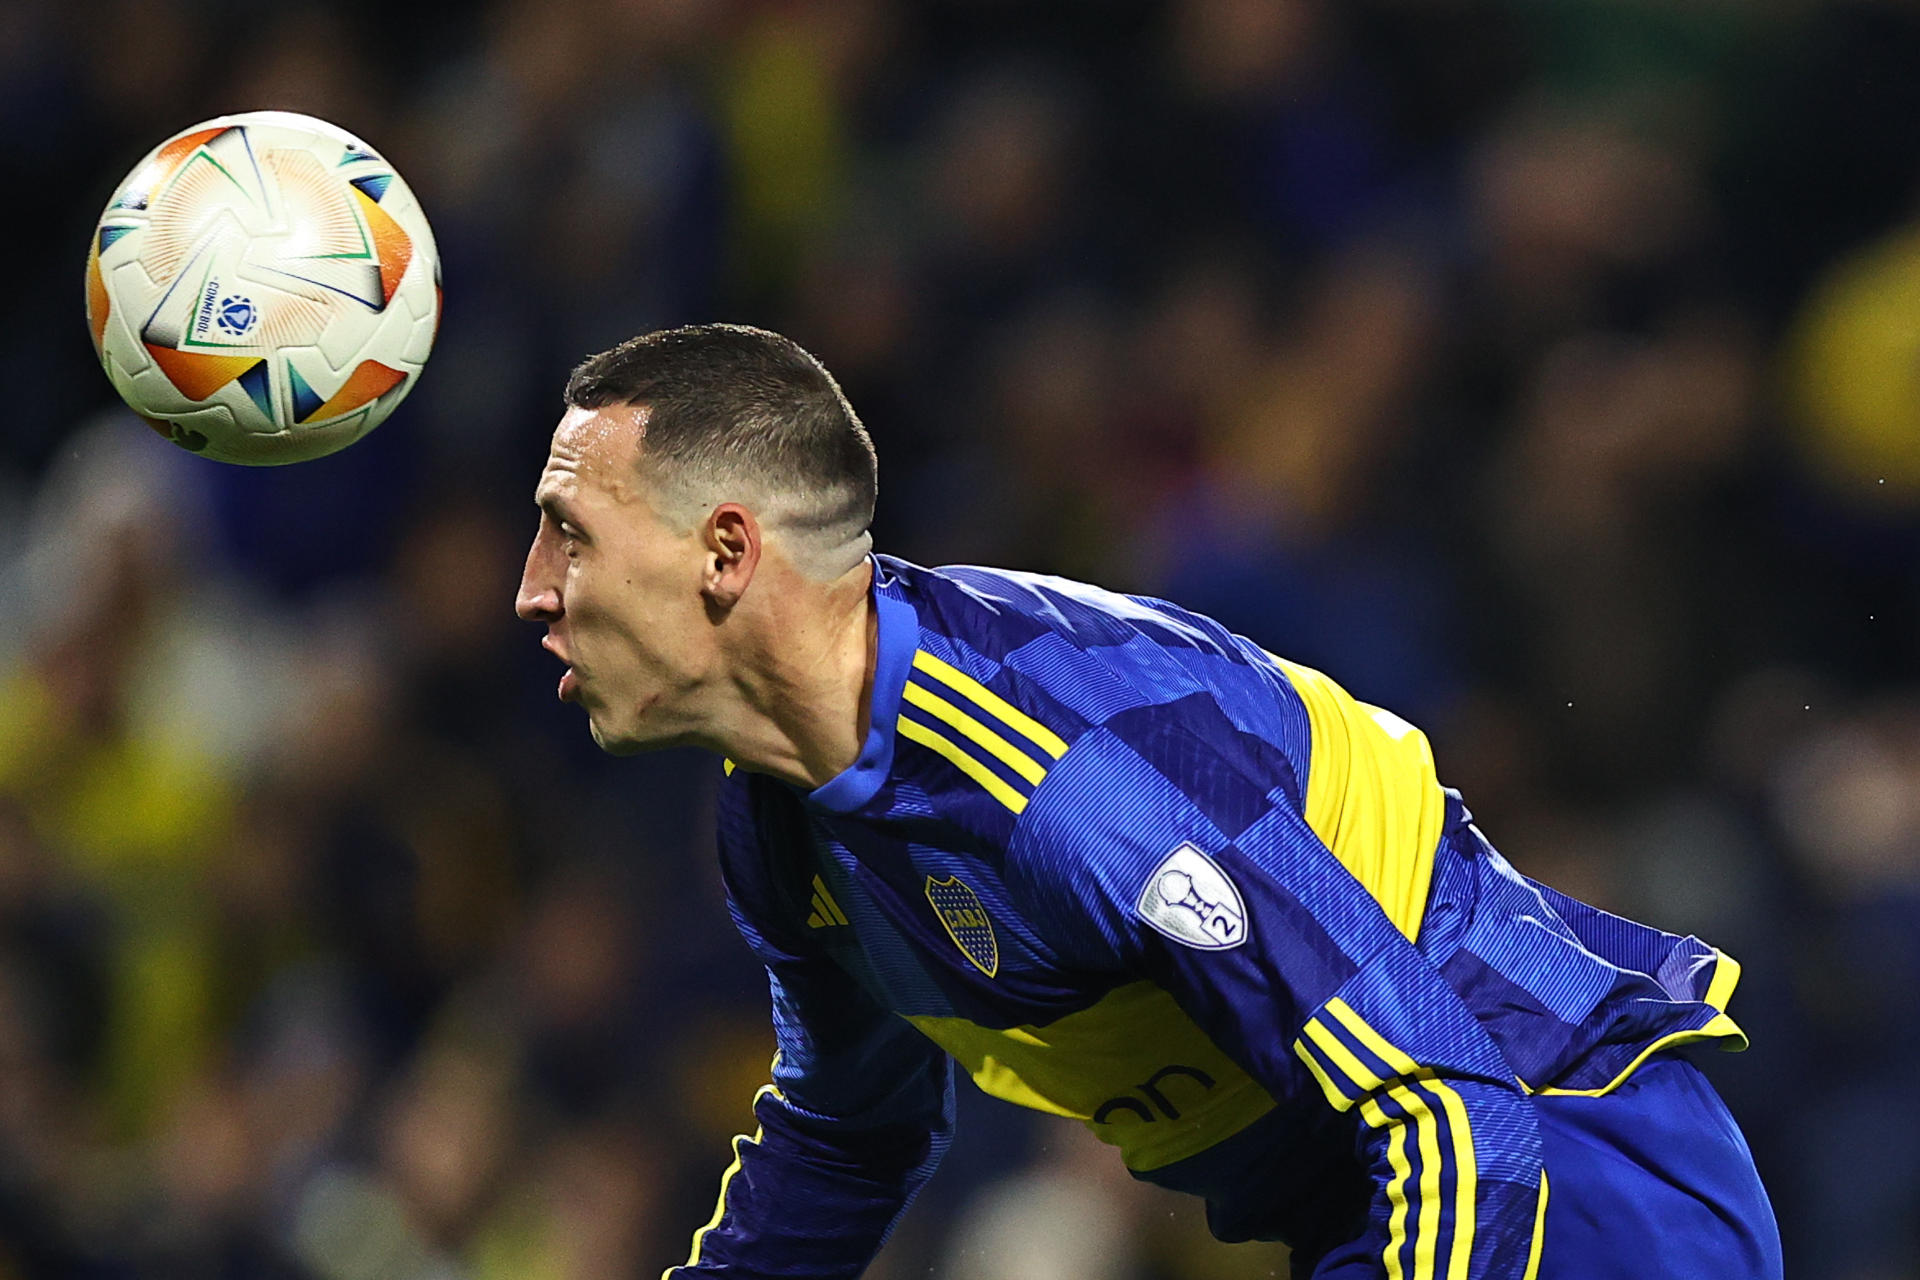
5 1 1920 1276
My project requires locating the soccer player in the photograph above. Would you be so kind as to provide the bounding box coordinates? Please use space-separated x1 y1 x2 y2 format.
515 324 1782 1279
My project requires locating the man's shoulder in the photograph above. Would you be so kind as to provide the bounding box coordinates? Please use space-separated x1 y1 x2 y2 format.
880 555 1226 659
877 555 1287 712
876 555 1316 832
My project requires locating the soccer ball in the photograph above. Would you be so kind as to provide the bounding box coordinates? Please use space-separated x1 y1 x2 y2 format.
85 111 440 465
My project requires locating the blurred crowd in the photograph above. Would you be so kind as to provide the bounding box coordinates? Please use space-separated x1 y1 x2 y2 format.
5 0 1920 1276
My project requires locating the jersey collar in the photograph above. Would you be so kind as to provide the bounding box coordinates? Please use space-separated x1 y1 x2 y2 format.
807 557 916 813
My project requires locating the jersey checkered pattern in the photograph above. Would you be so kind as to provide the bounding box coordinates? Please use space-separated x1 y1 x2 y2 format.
666 557 1745 1279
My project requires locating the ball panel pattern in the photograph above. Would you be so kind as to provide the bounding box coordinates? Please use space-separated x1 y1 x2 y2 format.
86 239 110 353
88 111 439 466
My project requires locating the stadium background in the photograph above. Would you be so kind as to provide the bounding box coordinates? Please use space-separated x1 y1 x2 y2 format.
4 0 1918 1275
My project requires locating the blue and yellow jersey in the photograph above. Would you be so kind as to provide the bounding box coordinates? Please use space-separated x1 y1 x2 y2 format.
668 556 1745 1279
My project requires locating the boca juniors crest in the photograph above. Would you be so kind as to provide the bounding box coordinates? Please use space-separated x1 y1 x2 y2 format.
926 875 999 977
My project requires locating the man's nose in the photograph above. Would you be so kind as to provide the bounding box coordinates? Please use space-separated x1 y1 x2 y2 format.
516 543 562 622
515 581 559 622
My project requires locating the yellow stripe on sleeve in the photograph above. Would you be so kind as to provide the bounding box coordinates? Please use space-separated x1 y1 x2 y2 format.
1395 1083 1444 1280
1522 1170 1549 1280
902 681 1049 785
911 650 1069 759
897 716 1030 813
1328 999 1422 1076
1360 1095 1413 1280
1428 1080 1477 1280
668 1083 783 1277
1511 949 1749 1100
671 1129 755 1277
1305 1017 1387 1097
1532 1011 1747 1098
1294 1033 1356 1111
1705 949 1742 1012
1319 1002 1477 1280
1357 1084 1444 1280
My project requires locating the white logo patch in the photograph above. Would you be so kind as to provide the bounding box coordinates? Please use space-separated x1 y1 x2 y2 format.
1135 843 1248 950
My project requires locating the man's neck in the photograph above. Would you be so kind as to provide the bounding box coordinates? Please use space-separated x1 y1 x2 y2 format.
716 562 878 792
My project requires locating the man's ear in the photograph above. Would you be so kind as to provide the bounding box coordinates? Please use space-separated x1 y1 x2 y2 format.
702 503 761 609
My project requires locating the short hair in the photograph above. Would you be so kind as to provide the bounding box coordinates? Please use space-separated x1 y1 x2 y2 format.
564 324 878 578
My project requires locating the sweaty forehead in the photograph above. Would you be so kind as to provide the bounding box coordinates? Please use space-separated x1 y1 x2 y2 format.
539 403 648 500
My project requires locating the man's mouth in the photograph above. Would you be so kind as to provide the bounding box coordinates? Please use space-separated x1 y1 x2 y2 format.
559 668 579 702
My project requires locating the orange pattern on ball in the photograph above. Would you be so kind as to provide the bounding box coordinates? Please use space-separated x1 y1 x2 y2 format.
144 344 259 401
305 359 407 423
86 241 110 352
353 187 413 306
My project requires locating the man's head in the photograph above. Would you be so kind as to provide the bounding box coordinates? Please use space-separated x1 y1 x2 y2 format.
562 324 878 575
514 324 878 754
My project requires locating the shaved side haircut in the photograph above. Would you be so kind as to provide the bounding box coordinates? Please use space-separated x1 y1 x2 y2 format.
565 324 878 579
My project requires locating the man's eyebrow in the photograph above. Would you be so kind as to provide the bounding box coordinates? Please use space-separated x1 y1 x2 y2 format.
535 493 584 529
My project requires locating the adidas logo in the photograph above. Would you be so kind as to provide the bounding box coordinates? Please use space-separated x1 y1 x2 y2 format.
807 875 849 929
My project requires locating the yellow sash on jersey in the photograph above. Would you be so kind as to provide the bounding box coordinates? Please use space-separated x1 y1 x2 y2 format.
910 980 1276 1171
1273 659 1448 943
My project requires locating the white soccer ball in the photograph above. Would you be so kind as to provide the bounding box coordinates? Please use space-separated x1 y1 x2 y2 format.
86 111 440 465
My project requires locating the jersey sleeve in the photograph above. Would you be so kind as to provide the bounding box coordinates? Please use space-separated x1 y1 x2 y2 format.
1008 706 1549 1279
664 779 954 1279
